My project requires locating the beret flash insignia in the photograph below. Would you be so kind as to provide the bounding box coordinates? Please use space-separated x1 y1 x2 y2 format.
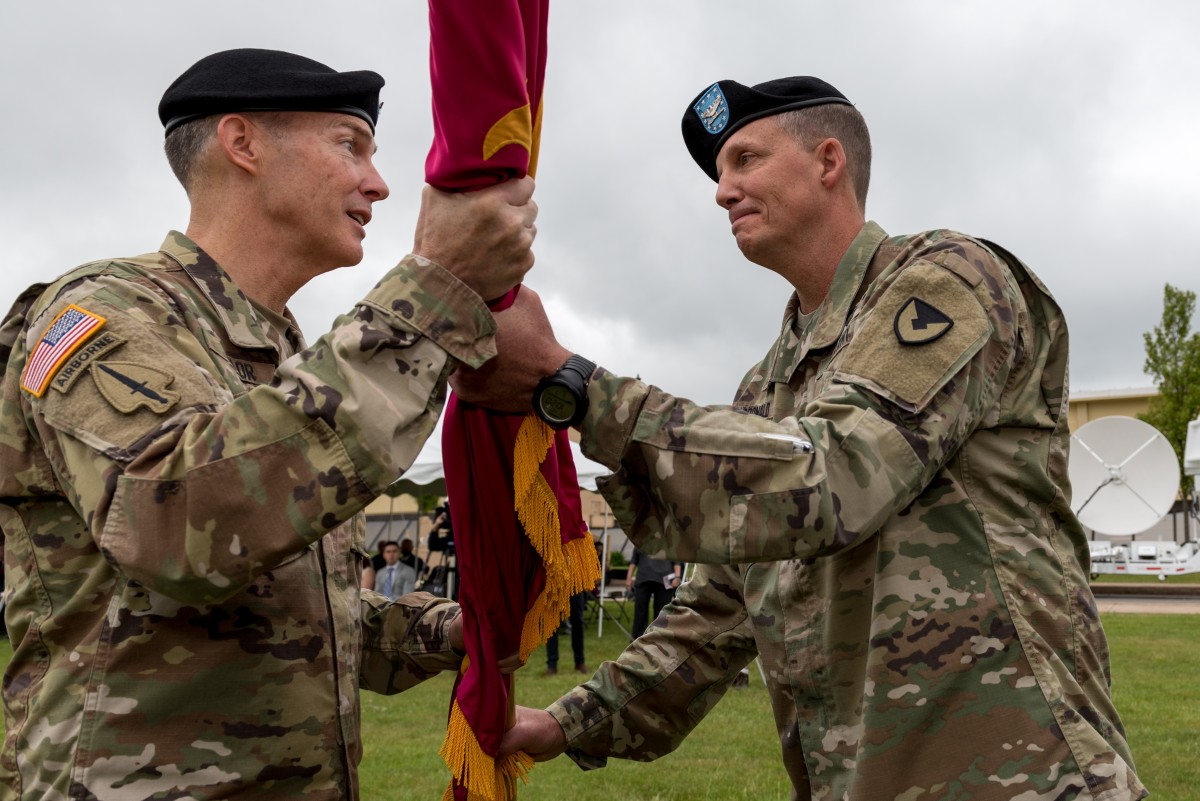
694 83 730 135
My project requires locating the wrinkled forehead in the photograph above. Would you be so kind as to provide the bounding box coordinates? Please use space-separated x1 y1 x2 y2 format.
713 116 791 173
717 116 783 151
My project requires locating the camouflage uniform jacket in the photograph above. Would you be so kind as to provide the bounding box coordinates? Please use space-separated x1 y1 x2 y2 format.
0 232 494 800
553 222 1146 800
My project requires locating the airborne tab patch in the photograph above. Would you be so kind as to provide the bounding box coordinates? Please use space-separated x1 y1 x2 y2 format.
894 298 953 345
51 331 125 394
92 361 181 414
21 305 108 397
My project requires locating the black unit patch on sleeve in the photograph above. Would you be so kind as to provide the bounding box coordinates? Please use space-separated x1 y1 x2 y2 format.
894 298 953 345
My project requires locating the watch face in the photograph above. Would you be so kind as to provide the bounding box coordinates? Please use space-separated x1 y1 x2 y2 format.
538 384 577 424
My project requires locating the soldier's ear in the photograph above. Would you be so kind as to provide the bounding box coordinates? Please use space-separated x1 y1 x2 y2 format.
814 137 848 191
215 114 266 177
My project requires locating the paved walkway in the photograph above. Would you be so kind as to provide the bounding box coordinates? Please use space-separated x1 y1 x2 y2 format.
1091 582 1200 615
1095 595 1200 615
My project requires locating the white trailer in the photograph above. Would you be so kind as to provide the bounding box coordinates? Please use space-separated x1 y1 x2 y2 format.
1089 539 1200 580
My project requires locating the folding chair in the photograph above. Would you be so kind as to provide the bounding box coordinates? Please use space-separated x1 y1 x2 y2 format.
599 580 631 635
586 529 633 639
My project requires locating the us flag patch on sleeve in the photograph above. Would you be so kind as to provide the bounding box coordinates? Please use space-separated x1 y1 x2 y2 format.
20 304 108 397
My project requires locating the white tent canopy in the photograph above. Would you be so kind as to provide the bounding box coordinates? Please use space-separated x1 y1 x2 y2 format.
384 417 611 497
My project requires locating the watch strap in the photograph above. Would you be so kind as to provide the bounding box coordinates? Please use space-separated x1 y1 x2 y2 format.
560 354 596 385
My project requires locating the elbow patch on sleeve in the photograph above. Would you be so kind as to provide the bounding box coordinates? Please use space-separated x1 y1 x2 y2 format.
100 419 364 602
834 261 990 411
729 408 922 560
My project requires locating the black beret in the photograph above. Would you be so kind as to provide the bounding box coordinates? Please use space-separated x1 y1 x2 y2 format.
159 48 384 135
682 77 852 181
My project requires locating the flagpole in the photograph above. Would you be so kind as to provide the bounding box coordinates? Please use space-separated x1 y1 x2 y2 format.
598 523 609 637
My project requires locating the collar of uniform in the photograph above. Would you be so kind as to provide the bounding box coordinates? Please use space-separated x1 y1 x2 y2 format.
158 231 279 351
769 221 888 383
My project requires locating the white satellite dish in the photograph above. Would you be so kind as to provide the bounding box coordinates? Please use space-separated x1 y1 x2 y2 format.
1069 416 1180 536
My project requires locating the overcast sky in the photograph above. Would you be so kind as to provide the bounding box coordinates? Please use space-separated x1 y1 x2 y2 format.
3 1 1197 407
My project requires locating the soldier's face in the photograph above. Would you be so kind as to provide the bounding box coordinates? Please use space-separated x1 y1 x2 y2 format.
713 118 825 268
258 113 390 272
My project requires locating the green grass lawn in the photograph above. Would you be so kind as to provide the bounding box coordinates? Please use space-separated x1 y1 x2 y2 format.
1103 614 1200 801
357 612 790 801
2 610 1195 800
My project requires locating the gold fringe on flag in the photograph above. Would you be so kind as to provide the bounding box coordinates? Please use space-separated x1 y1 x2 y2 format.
441 416 602 801
440 697 535 801
513 418 602 660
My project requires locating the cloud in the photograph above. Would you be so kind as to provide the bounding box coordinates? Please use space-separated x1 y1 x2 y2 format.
3 0 1196 407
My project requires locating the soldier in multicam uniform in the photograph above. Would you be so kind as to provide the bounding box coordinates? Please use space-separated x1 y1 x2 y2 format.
455 77 1147 800
0 49 536 800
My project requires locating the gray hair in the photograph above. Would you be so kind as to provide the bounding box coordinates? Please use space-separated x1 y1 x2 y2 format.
163 112 292 193
163 116 220 193
775 104 872 210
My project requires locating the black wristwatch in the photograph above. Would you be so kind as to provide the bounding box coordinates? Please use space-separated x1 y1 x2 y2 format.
532 354 596 430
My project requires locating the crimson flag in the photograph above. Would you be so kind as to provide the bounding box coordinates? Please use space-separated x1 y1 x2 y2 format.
425 2 601 800
426 0 547 189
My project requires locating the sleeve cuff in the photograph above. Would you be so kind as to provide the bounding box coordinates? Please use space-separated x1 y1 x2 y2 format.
577 368 649 468
547 696 609 771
